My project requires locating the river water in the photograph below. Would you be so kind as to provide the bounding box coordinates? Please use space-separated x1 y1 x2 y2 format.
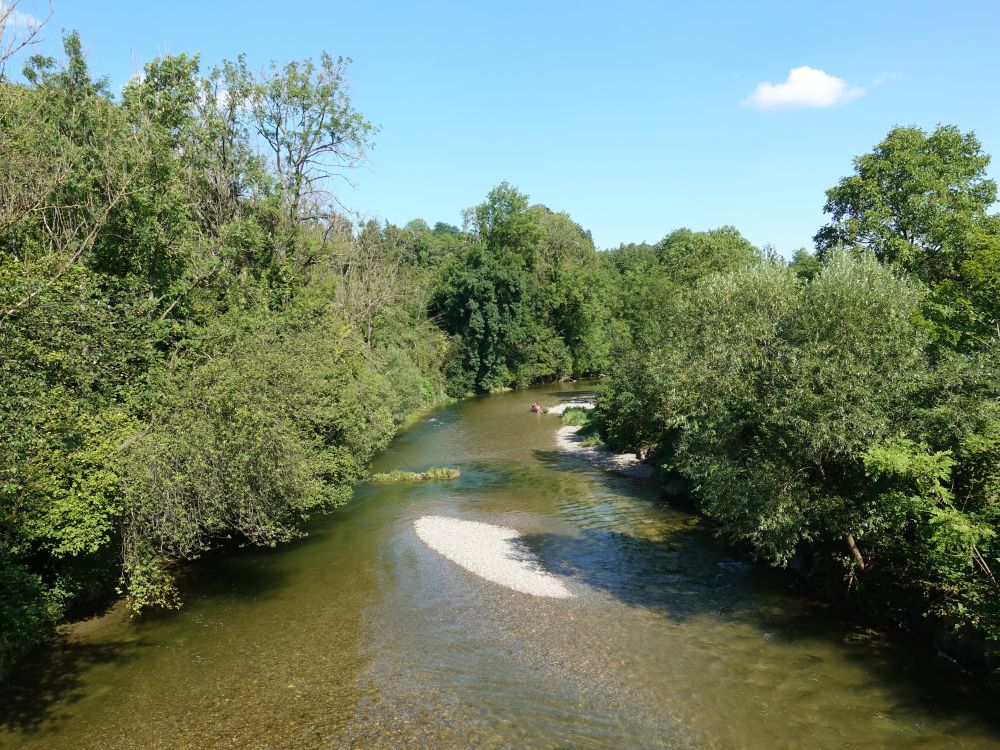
2 383 999 749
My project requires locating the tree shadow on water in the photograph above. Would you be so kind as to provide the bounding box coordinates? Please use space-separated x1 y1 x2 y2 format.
518 526 736 622
531 448 660 497
0 635 143 734
518 527 1000 733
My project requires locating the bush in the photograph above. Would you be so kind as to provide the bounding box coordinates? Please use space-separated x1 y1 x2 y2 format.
121 314 398 610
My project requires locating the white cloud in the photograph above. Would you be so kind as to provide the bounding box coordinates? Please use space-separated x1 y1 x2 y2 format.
872 71 899 86
1 2 42 30
742 66 864 109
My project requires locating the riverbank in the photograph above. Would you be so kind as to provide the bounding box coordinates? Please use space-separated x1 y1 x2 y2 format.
546 393 1000 699
545 399 597 416
555 425 653 478
546 395 653 478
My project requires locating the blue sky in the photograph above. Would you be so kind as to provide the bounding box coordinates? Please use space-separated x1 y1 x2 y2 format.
10 0 1000 253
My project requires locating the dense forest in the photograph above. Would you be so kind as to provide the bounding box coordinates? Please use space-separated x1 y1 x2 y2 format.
2 28 999 689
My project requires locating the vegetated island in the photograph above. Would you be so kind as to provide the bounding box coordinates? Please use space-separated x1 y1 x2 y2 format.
370 467 461 483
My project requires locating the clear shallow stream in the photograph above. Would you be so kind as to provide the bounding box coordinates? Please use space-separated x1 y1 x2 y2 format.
2 383 999 749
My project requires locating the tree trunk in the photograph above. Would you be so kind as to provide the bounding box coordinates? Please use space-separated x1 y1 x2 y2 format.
845 532 865 570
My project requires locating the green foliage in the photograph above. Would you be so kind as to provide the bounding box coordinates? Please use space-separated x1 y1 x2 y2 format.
433 184 618 393
788 248 822 281
3 23 998 688
610 252 926 561
121 315 399 610
561 407 604 446
656 226 761 287
436 242 539 392
816 125 1000 349
560 406 592 426
0 32 443 675
465 181 541 256
603 227 760 348
599 247 1000 638
862 430 999 632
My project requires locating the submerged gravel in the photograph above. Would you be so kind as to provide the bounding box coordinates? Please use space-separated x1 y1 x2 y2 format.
414 516 574 598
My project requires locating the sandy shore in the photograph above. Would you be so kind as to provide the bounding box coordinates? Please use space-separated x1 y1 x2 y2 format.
414 516 573 598
555 425 653 478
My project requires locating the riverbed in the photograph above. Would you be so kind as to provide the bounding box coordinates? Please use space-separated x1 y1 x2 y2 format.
1 383 998 749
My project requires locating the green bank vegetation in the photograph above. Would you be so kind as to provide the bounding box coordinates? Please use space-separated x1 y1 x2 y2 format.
0 33 448 673
598 125 1000 664
561 407 604 447
1 21 998 686
369 467 461 483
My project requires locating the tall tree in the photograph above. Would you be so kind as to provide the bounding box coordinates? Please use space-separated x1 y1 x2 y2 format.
815 125 1000 347
244 53 377 222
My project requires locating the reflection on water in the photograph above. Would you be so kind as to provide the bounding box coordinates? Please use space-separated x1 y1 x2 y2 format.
1 383 999 749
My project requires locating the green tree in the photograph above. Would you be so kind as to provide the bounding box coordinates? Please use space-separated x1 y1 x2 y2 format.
788 248 822 281
244 53 377 222
0 30 457 680
599 250 1000 638
815 125 1000 348
121 312 398 609
602 227 760 348
435 184 614 393
464 181 541 258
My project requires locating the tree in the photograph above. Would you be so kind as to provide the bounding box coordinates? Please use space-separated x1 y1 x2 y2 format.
788 248 822 280
436 185 612 393
463 181 540 258
0 31 457 680
815 125 1000 348
602 227 760 349
436 243 536 393
121 314 398 610
529 205 613 375
597 249 1000 638
5 33 145 321
243 53 377 221
656 226 760 286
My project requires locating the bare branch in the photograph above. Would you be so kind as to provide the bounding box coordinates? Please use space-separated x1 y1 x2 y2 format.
0 1 51 75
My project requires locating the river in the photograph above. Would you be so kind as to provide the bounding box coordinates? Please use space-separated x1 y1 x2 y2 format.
2 383 999 749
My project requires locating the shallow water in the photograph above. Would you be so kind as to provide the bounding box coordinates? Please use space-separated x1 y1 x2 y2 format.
2 383 999 749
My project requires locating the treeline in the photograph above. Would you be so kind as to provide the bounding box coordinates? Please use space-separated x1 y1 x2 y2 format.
0 33 455 675
597 125 1000 667
3 25 998 685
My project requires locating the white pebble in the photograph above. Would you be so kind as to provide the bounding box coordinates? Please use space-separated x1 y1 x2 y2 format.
414 516 573 598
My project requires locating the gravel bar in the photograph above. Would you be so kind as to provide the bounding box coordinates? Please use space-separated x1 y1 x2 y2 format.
414 516 573 598
555 425 653 478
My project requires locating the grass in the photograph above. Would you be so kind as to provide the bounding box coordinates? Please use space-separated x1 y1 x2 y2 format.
561 407 605 447
369 466 461 483
560 406 592 426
